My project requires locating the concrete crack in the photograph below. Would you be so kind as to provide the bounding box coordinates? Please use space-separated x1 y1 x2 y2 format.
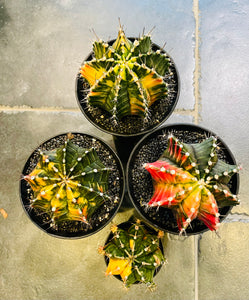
224 213 249 223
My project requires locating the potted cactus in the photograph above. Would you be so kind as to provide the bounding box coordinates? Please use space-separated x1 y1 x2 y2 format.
76 25 179 162
127 124 240 235
20 133 125 238
98 218 165 289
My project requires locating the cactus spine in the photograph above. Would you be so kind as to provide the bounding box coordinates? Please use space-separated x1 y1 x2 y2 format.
99 219 165 289
23 134 110 228
80 25 169 121
144 135 240 233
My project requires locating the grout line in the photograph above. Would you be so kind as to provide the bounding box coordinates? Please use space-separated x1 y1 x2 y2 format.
194 235 199 300
0 105 81 113
0 105 194 115
173 109 196 116
193 0 201 125
193 1 201 300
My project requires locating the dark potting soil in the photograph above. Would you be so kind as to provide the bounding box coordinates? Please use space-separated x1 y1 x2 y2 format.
76 42 179 136
20 133 124 238
128 125 239 235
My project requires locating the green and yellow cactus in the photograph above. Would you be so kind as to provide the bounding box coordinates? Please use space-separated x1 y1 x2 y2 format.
98 219 165 289
23 134 110 228
144 135 240 233
80 25 169 121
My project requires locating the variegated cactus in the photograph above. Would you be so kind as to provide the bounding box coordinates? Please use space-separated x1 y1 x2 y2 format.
80 25 169 121
144 135 240 233
98 219 165 289
23 134 110 228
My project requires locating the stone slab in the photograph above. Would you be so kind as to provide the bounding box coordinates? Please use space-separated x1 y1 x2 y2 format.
199 0 249 215
198 222 249 300
0 0 195 110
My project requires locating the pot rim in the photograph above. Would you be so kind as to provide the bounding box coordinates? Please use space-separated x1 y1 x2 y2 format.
126 123 240 235
75 37 180 137
20 132 125 239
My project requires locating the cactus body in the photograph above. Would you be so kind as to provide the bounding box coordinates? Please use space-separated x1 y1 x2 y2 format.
99 220 165 289
24 135 110 227
80 27 169 121
144 135 240 233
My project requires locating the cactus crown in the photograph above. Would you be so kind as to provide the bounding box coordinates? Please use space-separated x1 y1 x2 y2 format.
144 135 240 233
80 25 169 121
24 134 110 228
99 219 165 289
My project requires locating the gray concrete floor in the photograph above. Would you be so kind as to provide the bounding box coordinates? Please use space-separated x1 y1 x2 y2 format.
0 0 249 299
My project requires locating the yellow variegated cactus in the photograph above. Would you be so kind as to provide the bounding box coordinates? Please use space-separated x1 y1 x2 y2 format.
99 220 165 289
80 25 169 121
24 134 110 228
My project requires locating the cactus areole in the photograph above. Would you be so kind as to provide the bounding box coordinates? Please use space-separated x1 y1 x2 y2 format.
127 124 240 235
99 220 165 289
76 26 179 136
20 133 124 238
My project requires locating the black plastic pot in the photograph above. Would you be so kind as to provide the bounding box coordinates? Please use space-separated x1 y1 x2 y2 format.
103 219 164 284
75 38 180 165
20 132 125 239
127 123 240 235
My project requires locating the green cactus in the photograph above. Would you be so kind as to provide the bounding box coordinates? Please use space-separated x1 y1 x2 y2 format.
23 134 110 228
80 25 169 121
144 134 240 233
98 219 165 289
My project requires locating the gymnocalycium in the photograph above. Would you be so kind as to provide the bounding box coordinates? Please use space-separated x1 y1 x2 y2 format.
23 134 110 228
80 25 169 121
98 219 165 289
144 135 240 233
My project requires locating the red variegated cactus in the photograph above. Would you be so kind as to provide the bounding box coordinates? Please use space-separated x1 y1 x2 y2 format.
144 135 240 233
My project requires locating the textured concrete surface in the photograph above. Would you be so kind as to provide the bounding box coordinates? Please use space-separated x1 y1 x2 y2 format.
0 0 249 299
0 0 195 110
198 223 249 300
199 0 249 215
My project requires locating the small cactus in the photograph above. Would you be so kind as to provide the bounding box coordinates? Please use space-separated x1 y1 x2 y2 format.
80 25 169 121
23 134 110 228
144 135 240 233
99 219 165 289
